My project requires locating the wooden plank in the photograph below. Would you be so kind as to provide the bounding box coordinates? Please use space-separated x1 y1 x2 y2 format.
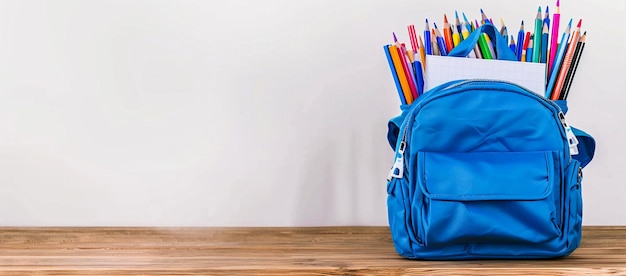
0 226 625 275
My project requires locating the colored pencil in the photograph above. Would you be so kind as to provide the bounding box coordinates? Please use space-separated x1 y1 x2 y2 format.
546 19 572 99
480 8 489 24
424 19 432 55
540 23 549 63
549 0 561 76
475 20 494 59
526 35 534 62
443 14 454 52
462 12 470 27
551 19 582 100
533 6 542 62
433 23 448 56
561 31 586 100
484 33 497 59
544 6 551 29
500 18 508 38
509 35 516 53
452 24 461 48
418 35 426 69
521 31 531 62
461 22 479 58
383 45 407 104
407 25 419 53
388 44 413 104
431 29 440 56
516 21 525 61
394 34 419 101
455 11 463 34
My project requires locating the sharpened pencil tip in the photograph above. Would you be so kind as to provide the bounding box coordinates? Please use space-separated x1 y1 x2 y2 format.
577 19 582 28
433 22 438 28
557 0 560 7
444 14 448 23
455 10 459 18
567 18 573 27
393 32 398 42
538 6 541 12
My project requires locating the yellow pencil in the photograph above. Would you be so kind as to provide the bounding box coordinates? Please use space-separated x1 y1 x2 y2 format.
452 24 461 48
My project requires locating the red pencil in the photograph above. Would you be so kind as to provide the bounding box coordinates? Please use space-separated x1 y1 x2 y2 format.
521 32 531 62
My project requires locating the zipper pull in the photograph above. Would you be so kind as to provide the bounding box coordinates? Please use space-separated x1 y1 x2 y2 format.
387 141 406 181
559 112 579 155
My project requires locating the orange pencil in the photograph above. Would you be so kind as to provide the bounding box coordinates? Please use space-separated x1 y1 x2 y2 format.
393 34 418 101
443 14 454 52
551 19 583 100
389 44 413 104
418 35 426 69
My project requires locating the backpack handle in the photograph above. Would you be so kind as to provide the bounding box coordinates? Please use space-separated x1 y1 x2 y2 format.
448 23 517 61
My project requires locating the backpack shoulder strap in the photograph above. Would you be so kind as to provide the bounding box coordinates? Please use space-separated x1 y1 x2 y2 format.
387 105 412 150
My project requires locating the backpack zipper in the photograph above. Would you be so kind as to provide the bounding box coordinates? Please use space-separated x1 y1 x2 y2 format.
388 79 575 180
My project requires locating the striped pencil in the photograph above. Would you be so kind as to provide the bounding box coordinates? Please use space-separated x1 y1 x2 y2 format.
551 19 582 100
545 18 572 99
561 31 586 100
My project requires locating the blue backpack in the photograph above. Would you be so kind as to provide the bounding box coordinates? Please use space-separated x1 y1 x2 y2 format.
385 79 596 260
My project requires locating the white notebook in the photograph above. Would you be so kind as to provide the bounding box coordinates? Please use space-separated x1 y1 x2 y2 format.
424 55 546 95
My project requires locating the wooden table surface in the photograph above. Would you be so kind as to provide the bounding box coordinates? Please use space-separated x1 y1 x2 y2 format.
0 226 625 275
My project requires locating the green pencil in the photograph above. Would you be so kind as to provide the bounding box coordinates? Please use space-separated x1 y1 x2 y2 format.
532 6 542 62
478 34 493 59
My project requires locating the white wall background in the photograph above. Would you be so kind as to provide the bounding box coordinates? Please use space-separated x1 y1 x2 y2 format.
0 0 622 226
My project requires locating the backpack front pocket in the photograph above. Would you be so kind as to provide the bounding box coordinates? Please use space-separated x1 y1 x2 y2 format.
416 151 561 247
